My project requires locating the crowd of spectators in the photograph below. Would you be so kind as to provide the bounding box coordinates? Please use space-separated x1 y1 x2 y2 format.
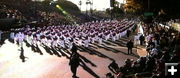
0 0 100 27
0 2 67 25
107 21 180 78
0 4 23 20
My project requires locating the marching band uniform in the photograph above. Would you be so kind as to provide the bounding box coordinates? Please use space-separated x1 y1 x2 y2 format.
85 36 89 47
91 33 95 43
112 32 116 41
1 19 135 53
41 35 46 46
47 36 52 47
52 37 58 48
18 32 24 47
78 36 82 46
68 38 73 49
98 34 103 44
32 35 38 47
60 37 65 48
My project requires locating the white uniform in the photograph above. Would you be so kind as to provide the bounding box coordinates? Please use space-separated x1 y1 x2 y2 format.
85 38 89 47
68 42 73 49
98 34 102 44
14 33 18 43
32 37 37 47
28 35 33 45
36 34 40 41
60 40 65 48
119 31 122 38
18 32 24 47
52 40 57 47
47 39 52 47
116 33 119 40
95 34 98 41
112 33 116 41
41 38 47 45
78 37 82 46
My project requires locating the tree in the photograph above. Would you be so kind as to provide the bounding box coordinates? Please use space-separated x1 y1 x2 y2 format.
124 0 143 13
106 8 111 15
43 0 53 5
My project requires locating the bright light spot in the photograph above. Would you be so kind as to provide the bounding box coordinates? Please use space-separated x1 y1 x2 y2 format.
56 5 60 8
62 11 67 14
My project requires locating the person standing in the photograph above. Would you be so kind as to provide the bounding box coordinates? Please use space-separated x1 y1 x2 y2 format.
126 30 131 37
139 34 145 45
69 43 80 78
126 40 134 54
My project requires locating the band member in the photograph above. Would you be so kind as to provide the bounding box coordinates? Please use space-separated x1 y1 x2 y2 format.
91 33 95 43
60 37 65 48
40 35 46 46
68 38 73 49
98 34 103 44
78 35 82 46
46 35 51 47
52 37 58 48
112 32 116 41
85 36 89 47
18 32 25 48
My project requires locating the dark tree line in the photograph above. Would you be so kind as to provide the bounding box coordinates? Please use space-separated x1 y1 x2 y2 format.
139 0 180 18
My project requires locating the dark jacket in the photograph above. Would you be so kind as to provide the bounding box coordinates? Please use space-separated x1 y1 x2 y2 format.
127 41 133 48
69 53 80 67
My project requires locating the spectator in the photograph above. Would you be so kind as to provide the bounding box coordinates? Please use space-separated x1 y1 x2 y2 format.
144 57 156 72
151 47 158 56
170 46 180 62
106 72 114 78
123 59 133 75
131 61 141 73
160 51 171 62
108 60 119 74
139 34 145 45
